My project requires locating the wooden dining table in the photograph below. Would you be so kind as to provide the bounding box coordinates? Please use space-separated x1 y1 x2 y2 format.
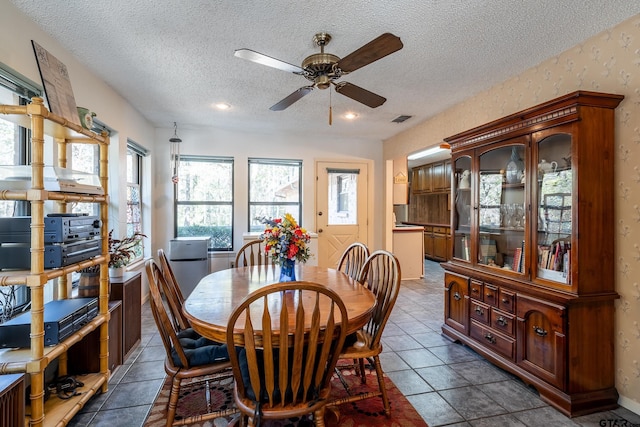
182 264 376 343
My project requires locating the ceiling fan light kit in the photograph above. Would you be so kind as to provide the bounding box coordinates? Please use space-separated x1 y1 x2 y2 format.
234 32 403 111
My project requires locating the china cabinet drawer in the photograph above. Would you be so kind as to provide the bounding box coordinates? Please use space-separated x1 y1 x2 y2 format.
470 300 490 325
470 320 515 361
470 280 483 300
498 288 515 313
484 284 498 307
491 308 515 337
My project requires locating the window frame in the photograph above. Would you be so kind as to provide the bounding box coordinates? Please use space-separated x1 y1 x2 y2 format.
0 63 42 320
174 155 234 251
126 140 147 262
247 158 303 232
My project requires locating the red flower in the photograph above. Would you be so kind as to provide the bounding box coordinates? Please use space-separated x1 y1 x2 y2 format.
288 245 299 258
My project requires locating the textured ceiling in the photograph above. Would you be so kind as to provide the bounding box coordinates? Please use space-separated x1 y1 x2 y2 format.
8 1 640 143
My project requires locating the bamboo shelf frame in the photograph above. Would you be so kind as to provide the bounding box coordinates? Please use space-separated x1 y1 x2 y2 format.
0 97 110 427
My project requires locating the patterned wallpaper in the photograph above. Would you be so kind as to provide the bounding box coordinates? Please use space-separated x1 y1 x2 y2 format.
384 15 640 411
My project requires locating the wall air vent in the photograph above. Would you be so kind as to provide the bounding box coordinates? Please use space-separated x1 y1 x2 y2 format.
391 115 412 123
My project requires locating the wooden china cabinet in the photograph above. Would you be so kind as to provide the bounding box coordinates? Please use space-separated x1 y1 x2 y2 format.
441 91 623 417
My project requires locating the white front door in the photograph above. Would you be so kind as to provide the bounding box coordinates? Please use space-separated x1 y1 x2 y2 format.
315 161 368 268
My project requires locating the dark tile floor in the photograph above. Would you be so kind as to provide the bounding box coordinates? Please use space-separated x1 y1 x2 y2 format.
69 260 640 427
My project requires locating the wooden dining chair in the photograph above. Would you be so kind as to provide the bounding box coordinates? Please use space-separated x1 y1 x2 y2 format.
226 281 349 427
336 242 370 280
145 259 236 426
157 248 190 331
235 239 272 268
331 250 401 417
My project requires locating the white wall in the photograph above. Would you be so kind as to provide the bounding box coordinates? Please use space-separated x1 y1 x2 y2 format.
151 126 384 259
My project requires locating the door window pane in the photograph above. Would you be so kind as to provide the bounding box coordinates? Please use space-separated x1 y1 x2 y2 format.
327 171 358 225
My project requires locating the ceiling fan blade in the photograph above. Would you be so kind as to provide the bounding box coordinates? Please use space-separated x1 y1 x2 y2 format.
234 48 304 74
334 82 386 108
336 33 403 73
270 86 314 111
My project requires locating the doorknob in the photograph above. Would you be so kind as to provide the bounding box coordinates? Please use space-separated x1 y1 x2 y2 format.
318 212 323 216
318 228 323 233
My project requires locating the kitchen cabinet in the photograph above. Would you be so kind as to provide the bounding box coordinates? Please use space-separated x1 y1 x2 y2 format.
423 225 450 261
392 225 424 279
441 91 622 417
412 160 451 194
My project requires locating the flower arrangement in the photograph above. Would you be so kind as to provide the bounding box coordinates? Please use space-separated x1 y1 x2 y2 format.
260 213 310 266
108 230 147 268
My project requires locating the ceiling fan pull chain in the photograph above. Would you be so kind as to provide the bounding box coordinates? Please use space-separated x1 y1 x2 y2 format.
329 86 333 125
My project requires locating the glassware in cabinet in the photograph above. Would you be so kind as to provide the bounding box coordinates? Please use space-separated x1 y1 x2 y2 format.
477 143 526 273
534 131 573 285
453 156 471 261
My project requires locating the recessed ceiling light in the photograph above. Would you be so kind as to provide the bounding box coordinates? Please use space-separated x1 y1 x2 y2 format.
344 112 358 120
214 103 231 110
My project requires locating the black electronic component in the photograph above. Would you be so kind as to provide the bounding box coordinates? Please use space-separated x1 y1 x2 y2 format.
0 238 102 270
0 215 101 244
0 298 99 348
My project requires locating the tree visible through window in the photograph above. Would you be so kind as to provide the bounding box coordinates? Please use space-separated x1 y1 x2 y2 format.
127 141 146 261
175 156 233 251
71 142 100 216
248 158 302 232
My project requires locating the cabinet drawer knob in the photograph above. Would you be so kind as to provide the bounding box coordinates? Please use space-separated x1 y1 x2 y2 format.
486 293 493 299
501 298 509 304
454 292 461 301
533 326 548 337
484 333 496 344
472 288 479 293
475 306 484 315
497 316 507 326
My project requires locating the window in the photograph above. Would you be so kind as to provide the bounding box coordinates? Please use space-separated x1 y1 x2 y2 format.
175 156 233 251
70 138 100 216
248 158 302 232
127 140 147 261
69 117 112 217
0 63 42 321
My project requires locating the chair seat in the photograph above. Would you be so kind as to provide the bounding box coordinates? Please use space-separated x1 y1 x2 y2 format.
339 330 380 359
233 383 332 420
164 357 232 379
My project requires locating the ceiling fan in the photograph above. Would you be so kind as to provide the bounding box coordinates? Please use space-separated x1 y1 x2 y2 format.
234 32 403 111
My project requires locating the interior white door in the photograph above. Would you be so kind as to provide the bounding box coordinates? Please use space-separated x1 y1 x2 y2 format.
315 161 368 268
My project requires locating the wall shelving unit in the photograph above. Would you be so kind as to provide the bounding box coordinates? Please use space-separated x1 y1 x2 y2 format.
0 97 110 427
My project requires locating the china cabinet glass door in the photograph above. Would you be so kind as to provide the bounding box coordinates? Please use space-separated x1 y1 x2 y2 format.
477 142 526 272
453 156 471 261
534 131 572 285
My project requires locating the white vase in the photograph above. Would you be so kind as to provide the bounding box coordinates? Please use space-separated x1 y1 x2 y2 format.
109 266 125 278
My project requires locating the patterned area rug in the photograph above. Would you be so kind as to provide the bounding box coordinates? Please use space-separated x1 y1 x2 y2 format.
144 364 428 427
